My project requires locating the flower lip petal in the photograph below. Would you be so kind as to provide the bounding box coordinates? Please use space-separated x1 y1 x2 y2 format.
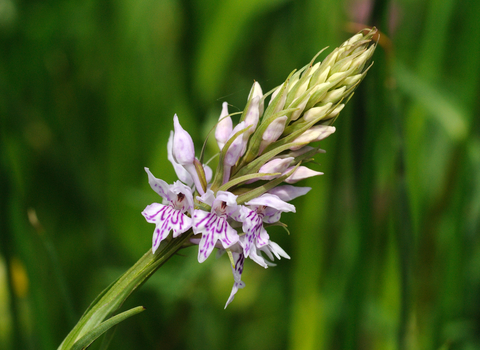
150 206 192 254
142 203 164 223
193 208 240 262
265 240 291 260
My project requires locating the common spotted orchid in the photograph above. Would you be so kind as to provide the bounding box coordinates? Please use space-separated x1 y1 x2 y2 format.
58 29 377 350
141 28 377 306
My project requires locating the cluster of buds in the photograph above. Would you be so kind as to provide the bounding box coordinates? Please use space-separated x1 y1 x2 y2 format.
143 28 377 307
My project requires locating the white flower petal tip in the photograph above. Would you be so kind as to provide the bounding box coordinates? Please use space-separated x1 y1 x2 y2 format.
215 102 233 150
284 166 323 184
244 96 260 132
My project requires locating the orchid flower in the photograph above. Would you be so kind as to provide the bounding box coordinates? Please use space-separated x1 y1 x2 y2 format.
240 193 295 263
142 168 194 253
193 190 241 262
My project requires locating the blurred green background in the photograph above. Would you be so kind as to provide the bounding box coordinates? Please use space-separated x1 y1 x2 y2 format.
1 0 480 349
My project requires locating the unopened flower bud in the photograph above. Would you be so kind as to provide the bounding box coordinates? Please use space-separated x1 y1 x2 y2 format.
344 33 364 46
290 125 336 150
310 65 331 86
326 104 345 119
225 122 248 167
290 146 326 157
289 92 312 121
173 114 195 165
268 185 311 201
322 86 346 104
250 81 264 116
351 45 375 71
302 103 333 122
215 102 232 150
269 85 287 114
343 74 362 87
244 96 260 134
259 116 288 154
257 157 294 180
284 166 323 184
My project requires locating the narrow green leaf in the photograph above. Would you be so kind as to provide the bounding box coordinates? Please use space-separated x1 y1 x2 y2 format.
217 172 281 192
71 306 145 350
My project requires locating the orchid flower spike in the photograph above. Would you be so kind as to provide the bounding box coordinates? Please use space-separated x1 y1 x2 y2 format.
140 28 377 307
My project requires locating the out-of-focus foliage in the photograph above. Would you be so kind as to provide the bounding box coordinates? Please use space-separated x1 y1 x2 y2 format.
1 0 480 349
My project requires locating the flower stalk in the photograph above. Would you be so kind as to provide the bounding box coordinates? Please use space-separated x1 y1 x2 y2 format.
57 231 193 350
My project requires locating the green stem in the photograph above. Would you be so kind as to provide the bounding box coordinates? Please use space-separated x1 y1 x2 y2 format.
58 230 194 350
